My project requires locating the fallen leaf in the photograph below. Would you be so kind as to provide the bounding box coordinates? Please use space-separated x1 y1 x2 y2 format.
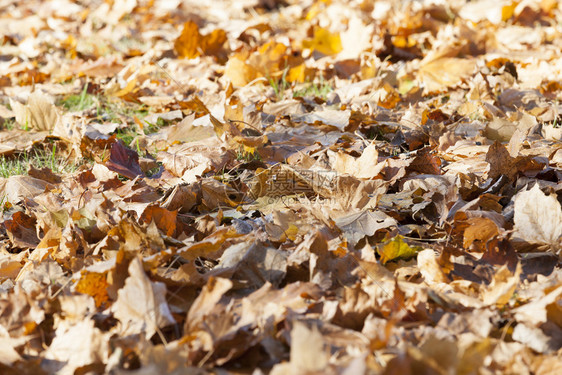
43 319 109 374
112 257 176 338
335 210 398 246
174 21 227 59
302 27 343 56
377 235 421 265
513 184 562 248
105 141 144 179
418 58 477 94
9 91 61 131
482 263 521 307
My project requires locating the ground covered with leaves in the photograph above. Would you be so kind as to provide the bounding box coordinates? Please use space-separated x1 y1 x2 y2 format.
0 0 562 373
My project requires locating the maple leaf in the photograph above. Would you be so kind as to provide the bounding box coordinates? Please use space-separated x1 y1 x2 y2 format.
174 21 227 59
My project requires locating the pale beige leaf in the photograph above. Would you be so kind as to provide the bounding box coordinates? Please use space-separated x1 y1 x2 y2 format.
329 143 385 179
291 108 351 130
417 249 448 285
512 323 556 354
44 320 108 375
513 185 562 246
2 175 52 205
513 285 562 326
290 321 329 372
335 209 397 245
112 257 176 338
10 91 60 131
482 264 521 307
418 58 477 94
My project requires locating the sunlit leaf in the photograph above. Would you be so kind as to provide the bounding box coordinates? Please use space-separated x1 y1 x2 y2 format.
302 27 342 56
75 271 110 308
377 235 421 264
174 21 227 59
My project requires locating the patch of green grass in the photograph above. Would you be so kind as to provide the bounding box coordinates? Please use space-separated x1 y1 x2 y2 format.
99 99 151 147
59 84 150 126
58 83 159 158
59 83 96 112
268 68 291 101
59 84 153 150
0 156 27 177
293 78 332 99
0 117 16 130
143 117 166 135
114 128 137 146
0 145 81 178
100 99 149 123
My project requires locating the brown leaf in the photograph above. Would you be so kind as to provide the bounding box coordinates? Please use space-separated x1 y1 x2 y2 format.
463 217 500 251
139 205 177 237
105 141 144 179
406 148 442 175
27 165 61 184
486 141 518 180
4 211 39 249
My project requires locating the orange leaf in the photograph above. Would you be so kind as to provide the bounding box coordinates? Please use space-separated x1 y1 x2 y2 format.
174 21 226 59
75 271 110 308
174 21 201 58
140 206 177 237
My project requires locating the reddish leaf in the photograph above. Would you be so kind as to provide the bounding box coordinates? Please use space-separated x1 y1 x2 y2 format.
105 141 144 179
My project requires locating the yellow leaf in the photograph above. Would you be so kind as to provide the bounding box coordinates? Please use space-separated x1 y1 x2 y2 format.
306 3 322 20
286 64 305 83
303 27 342 56
418 57 476 94
392 36 416 48
112 77 137 98
201 28 227 56
225 54 255 86
501 2 517 21
285 224 299 242
225 41 289 86
377 235 420 264
179 228 243 260
174 21 226 59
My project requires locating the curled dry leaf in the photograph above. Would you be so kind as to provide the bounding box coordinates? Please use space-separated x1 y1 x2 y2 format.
335 210 397 246
513 184 562 250
112 257 176 338
9 91 61 131
43 319 109 375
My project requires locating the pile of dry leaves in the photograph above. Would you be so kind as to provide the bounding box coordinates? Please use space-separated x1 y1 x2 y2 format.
0 0 561 373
